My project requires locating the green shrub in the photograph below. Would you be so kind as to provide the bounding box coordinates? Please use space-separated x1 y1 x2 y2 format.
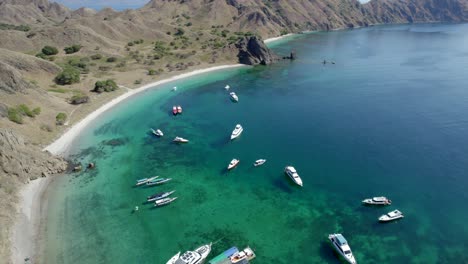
90 54 102 60
175 28 185 36
7 108 23 124
106 57 117 63
93 79 118 93
64 44 82 54
56 113 67 125
42 46 58 56
0 23 30 32
134 79 142 85
127 42 134 46
148 69 157 75
32 107 41 116
69 95 89 105
17 104 34 117
35 52 47 60
55 67 80 85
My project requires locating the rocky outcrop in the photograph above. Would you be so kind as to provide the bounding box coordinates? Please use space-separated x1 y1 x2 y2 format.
0 0 71 25
0 61 33 94
236 36 278 65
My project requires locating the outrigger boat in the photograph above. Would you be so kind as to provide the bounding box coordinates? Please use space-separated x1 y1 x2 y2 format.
151 128 163 137
155 197 178 207
253 159 267 167
147 190 175 202
135 176 159 186
174 137 189 143
379 209 404 222
328 233 357 264
228 159 240 170
362 196 391 205
146 177 172 186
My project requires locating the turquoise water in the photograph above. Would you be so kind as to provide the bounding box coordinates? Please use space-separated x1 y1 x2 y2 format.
43 24 468 264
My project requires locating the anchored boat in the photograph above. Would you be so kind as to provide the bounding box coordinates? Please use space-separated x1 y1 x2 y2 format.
253 159 266 167
284 166 303 187
177 105 183 114
147 190 175 202
362 196 391 205
230 247 256 263
146 177 172 186
328 233 357 264
174 137 189 143
167 243 212 264
230 124 243 140
154 197 178 207
173 106 178 115
379 209 404 222
228 159 240 170
151 128 163 137
135 176 159 186
230 92 239 102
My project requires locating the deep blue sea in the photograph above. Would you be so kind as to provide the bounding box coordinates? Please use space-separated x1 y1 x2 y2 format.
42 23 468 264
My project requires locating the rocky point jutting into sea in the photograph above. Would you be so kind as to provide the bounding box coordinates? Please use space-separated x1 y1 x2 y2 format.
0 0 467 262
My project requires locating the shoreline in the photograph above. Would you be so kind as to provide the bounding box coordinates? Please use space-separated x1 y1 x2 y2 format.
264 33 295 44
11 63 245 264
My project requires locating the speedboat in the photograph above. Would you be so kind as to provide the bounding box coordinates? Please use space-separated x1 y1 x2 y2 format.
135 176 158 186
230 124 243 140
177 105 182 114
362 196 391 205
154 197 177 207
284 166 303 187
379 209 404 222
225 85 230 90
147 190 175 202
172 106 178 115
174 137 189 143
228 159 240 170
230 92 238 102
328 234 357 264
166 252 180 264
166 243 212 264
253 159 267 167
230 247 256 263
151 128 163 137
146 177 172 186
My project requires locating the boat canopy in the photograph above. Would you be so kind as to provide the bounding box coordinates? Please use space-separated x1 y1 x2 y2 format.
336 234 348 245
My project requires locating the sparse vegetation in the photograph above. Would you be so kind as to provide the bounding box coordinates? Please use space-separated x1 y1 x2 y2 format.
64 44 82 54
106 57 117 63
148 69 158 75
0 23 30 32
7 104 41 124
40 124 53 132
7 108 23 124
93 79 118 93
69 94 89 105
42 46 59 56
91 54 103 60
56 113 67 125
55 67 80 85
175 28 185 36
134 79 142 85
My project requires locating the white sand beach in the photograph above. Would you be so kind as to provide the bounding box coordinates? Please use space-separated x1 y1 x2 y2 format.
43 64 244 156
264 33 295 44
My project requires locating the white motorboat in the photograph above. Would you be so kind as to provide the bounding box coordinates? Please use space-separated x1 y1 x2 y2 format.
225 85 230 90
166 252 180 264
328 234 357 264
230 92 239 102
135 176 159 186
228 159 240 170
174 137 189 143
167 243 212 264
177 105 183 114
230 124 243 140
379 209 404 222
151 128 163 137
362 196 391 205
230 246 256 263
253 159 267 167
284 166 303 187
154 197 177 207
172 86 177 91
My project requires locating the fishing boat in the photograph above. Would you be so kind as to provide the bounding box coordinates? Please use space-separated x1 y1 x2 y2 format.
253 159 267 167
230 124 243 140
379 209 404 222
166 252 180 264
151 128 163 137
362 196 391 205
174 137 189 143
284 166 303 186
147 190 175 202
135 176 159 186
225 85 230 90
172 106 178 115
154 197 178 207
230 247 256 263
328 233 357 264
146 177 172 186
228 159 240 170
167 243 212 264
177 105 183 114
230 92 239 102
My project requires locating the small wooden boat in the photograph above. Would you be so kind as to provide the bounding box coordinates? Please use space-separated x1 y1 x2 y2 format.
172 106 178 115
228 159 240 170
146 178 172 186
136 176 159 186
155 197 178 207
173 137 189 143
177 105 182 114
253 159 267 167
147 190 175 202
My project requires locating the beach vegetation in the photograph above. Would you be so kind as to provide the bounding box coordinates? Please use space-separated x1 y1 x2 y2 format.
56 112 67 125
64 44 82 54
93 79 118 93
7 104 41 123
55 67 80 85
42 45 59 55
69 94 89 105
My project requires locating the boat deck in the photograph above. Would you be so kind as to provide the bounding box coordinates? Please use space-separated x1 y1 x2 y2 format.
208 246 255 264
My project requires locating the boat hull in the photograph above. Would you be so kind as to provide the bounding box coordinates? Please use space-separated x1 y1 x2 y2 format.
328 235 357 264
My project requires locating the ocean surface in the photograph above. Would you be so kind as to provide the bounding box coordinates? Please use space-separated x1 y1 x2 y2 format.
42 23 468 264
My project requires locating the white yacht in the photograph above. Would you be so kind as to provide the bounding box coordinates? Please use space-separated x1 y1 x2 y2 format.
362 196 391 205
230 124 243 140
174 137 189 143
151 128 163 137
230 92 239 102
225 85 230 90
328 234 357 264
284 166 303 187
379 209 404 222
253 159 267 167
228 159 240 170
167 243 212 264
166 252 180 264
